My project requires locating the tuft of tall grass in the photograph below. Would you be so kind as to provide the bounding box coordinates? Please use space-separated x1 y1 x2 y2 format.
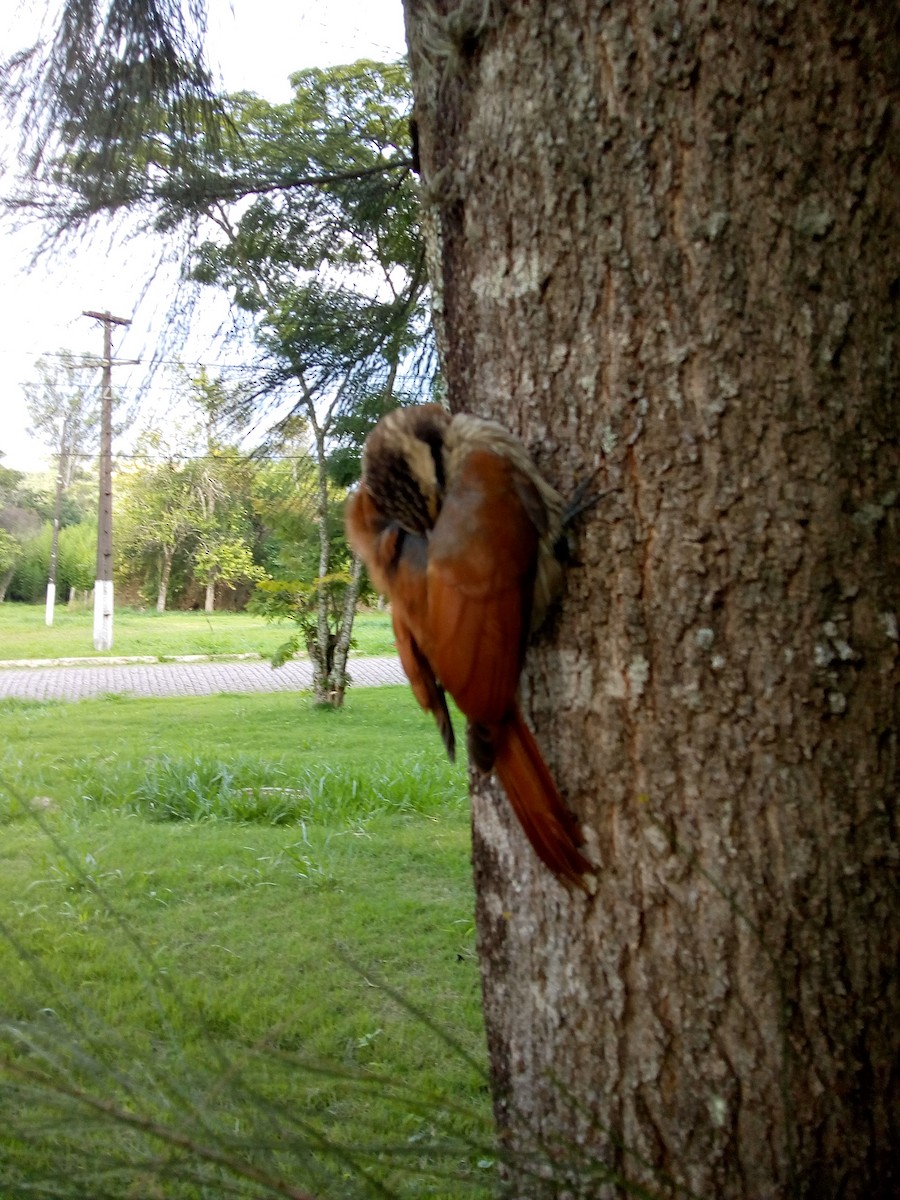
61 753 466 827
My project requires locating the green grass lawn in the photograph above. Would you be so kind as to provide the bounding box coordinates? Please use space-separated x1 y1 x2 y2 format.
0 603 397 662
0 687 494 1199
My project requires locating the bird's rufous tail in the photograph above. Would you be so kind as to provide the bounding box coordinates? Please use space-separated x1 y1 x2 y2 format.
493 707 594 890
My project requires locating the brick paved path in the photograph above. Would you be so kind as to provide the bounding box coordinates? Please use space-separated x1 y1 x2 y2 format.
0 655 407 702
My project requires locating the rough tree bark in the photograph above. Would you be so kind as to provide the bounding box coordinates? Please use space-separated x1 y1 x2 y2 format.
403 1 898 1196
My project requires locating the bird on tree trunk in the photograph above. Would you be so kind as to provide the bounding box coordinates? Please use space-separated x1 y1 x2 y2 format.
346 403 594 889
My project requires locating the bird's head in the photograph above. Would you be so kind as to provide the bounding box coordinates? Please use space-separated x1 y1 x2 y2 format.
361 404 451 534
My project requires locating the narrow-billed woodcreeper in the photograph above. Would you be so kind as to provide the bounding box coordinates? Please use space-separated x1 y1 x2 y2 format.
346 403 593 888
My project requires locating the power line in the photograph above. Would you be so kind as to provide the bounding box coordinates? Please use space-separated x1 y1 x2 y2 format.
64 450 316 463
30 349 262 371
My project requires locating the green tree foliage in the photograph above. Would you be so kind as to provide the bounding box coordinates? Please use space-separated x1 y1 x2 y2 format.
115 437 203 611
189 62 425 371
0 461 51 526
192 534 266 608
114 434 352 617
22 351 101 612
57 519 97 595
250 452 319 581
4 520 97 603
0 527 19 575
116 373 265 612
0 460 23 498
0 457 41 601
0 527 21 601
185 60 431 476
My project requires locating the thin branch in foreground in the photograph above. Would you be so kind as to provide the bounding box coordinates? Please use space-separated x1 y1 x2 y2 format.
1 1055 320 1200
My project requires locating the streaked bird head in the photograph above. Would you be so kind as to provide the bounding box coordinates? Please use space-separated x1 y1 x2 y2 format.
362 404 451 534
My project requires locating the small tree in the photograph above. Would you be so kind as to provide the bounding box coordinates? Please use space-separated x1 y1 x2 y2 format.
189 62 430 703
192 534 266 613
23 353 98 466
116 434 201 611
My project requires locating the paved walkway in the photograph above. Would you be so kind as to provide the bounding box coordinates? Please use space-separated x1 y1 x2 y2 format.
0 655 407 702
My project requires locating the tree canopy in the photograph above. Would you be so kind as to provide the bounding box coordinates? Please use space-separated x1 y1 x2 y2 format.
23 352 100 488
4 0 219 230
187 60 430 446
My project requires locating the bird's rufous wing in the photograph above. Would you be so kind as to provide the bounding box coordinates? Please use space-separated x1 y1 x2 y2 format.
346 484 455 758
425 451 593 889
423 450 539 726
388 529 456 760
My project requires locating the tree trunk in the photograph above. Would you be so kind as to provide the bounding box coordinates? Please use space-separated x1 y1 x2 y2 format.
205 577 215 613
313 425 333 705
404 1 898 1196
331 555 364 707
46 435 67 627
156 546 173 613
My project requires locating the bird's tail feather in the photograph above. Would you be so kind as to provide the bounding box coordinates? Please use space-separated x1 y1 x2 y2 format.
494 707 594 890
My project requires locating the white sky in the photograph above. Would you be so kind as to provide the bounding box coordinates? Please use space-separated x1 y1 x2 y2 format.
0 0 408 472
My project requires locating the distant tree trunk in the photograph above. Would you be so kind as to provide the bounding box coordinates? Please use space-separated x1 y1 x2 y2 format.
156 546 173 612
312 424 333 705
201 454 218 615
45 431 68 627
404 1 898 1196
0 567 13 603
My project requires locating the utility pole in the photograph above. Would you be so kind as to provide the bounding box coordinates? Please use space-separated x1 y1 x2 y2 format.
82 310 132 651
